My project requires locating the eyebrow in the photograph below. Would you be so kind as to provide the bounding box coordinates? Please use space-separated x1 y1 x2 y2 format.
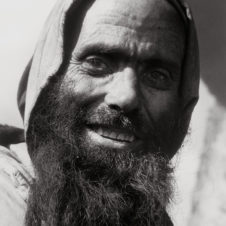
75 43 131 60
142 58 180 73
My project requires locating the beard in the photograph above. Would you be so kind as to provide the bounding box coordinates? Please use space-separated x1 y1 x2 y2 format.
25 77 174 226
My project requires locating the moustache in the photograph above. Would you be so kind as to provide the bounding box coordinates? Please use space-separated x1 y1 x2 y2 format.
83 106 150 139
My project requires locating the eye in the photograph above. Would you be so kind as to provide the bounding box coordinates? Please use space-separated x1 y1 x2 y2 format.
81 55 111 76
142 68 172 90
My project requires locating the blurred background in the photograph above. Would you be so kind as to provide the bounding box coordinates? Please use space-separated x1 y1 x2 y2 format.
0 0 225 225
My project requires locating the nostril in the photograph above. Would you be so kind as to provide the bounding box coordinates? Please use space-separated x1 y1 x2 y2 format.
108 104 121 111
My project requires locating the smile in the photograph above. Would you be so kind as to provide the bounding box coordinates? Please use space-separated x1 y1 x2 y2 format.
86 125 140 149
95 127 135 143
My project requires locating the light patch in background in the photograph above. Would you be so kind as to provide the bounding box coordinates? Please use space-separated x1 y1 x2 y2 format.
0 0 56 127
170 82 215 225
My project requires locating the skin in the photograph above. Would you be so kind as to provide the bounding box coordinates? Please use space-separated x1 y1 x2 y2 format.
59 0 185 156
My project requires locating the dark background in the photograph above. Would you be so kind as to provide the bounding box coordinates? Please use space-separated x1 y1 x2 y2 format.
188 0 226 106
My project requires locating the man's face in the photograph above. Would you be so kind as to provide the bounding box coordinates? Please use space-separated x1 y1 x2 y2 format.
26 0 186 225
60 0 185 157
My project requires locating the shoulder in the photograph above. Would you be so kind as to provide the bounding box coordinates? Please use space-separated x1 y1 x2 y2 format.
0 145 33 226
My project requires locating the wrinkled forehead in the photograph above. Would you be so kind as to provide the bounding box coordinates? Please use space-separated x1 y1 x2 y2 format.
73 0 186 64
82 0 185 34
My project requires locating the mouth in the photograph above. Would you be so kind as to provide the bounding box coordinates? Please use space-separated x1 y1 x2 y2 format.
92 126 136 143
86 124 140 149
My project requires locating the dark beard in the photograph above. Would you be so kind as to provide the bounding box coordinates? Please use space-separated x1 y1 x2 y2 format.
26 140 173 226
25 78 174 226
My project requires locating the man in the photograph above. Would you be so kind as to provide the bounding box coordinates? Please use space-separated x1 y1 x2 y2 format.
0 0 199 225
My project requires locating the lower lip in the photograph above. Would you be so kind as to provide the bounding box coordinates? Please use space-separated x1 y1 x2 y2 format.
86 128 140 150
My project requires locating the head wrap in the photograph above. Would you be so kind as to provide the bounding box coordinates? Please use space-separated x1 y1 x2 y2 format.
17 0 199 157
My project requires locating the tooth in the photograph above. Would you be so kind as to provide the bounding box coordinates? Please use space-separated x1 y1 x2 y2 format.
103 130 111 137
110 132 117 139
129 135 135 142
118 134 126 141
123 135 128 141
126 135 131 142
97 128 103 136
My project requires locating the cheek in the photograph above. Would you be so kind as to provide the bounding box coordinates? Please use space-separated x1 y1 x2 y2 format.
141 89 180 156
60 69 100 101
60 65 113 102
61 75 93 97
141 88 179 122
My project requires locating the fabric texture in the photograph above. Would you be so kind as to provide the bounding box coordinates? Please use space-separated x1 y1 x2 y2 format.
0 145 33 226
0 125 25 148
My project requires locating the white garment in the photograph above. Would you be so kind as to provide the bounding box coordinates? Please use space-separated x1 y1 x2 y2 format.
0 145 33 226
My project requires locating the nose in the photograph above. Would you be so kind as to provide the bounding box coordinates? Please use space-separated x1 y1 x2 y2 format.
105 67 139 112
